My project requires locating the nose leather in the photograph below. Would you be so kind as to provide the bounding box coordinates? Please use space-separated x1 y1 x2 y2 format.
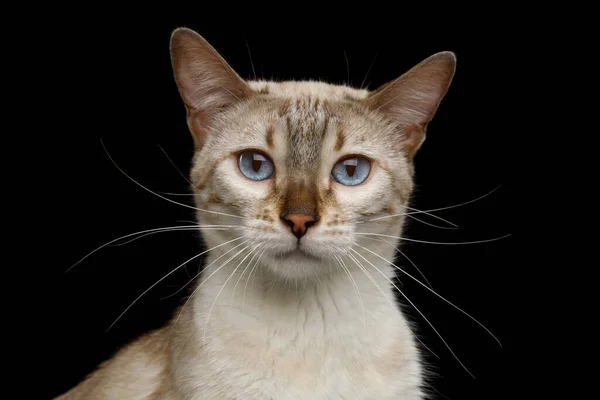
281 213 317 239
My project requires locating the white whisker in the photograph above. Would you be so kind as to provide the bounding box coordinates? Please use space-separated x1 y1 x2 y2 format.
157 145 194 187
245 40 257 81
229 243 264 315
106 236 246 331
335 254 378 369
100 139 244 219
345 250 439 359
394 204 458 228
204 243 262 343
351 248 474 375
160 192 196 196
172 243 251 329
354 232 511 246
67 225 221 272
344 50 350 86
354 243 502 348
333 255 365 324
360 52 378 90
176 220 200 224
112 226 240 247
161 239 251 300
242 248 267 311
360 236 434 289
367 186 501 223
406 214 460 230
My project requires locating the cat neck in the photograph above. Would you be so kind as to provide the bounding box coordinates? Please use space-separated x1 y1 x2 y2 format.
189 243 402 341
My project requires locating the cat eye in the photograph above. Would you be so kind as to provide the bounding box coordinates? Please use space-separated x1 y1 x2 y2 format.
238 151 275 181
331 156 371 186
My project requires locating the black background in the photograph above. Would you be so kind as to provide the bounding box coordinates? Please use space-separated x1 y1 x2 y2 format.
35 13 518 400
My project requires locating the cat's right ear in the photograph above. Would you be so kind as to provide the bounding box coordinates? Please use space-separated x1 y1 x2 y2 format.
170 28 251 147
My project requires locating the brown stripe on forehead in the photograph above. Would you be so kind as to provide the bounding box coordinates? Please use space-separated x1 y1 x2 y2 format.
283 96 330 170
334 124 345 151
277 98 292 117
265 121 275 149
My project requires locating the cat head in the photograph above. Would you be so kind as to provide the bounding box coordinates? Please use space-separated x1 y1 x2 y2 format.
170 28 455 280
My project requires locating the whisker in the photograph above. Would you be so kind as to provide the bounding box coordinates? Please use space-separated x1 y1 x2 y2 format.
360 52 378 90
367 186 501 223
356 204 458 228
344 50 350 86
106 236 246 331
176 219 199 224
406 214 460 230
354 232 511 246
359 236 434 289
242 248 267 311
312 267 323 286
160 192 196 196
245 40 257 81
358 205 457 227
229 243 264 314
333 255 365 324
183 262 191 279
398 204 459 228
351 248 474 376
161 239 251 300
204 243 262 343
67 225 216 272
111 226 237 247
354 243 502 348
157 145 193 187
431 387 455 400
334 254 378 369
172 243 251 329
345 250 439 359
100 139 244 219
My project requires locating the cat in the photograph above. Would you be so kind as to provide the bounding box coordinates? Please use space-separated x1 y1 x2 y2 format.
55 27 456 399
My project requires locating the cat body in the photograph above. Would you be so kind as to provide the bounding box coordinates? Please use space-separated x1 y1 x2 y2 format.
56 28 456 399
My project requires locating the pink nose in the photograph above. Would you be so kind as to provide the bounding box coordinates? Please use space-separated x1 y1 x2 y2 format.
281 213 317 239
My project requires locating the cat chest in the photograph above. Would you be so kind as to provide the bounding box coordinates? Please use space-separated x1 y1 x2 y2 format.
196 331 412 399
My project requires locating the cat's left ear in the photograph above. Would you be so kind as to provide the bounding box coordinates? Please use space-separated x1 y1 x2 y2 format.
364 52 456 160
170 28 251 148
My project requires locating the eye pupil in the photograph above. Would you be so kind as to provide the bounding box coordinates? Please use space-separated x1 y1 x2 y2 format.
345 164 356 177
252 159 262 172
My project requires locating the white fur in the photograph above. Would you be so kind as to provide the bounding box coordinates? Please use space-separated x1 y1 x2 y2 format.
168 240 424 399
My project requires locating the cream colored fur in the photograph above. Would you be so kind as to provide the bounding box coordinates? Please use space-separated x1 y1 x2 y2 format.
56 28 455 399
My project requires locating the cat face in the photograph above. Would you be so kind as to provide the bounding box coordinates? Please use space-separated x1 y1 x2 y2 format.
170 29 455 280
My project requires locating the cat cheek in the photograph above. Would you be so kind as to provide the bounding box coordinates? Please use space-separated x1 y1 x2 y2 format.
333 179 393 216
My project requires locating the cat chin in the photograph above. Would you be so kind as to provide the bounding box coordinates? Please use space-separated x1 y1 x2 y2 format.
262 248 329 280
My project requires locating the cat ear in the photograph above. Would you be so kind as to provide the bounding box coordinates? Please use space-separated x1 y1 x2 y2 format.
170 28 251 147
365 51 456 160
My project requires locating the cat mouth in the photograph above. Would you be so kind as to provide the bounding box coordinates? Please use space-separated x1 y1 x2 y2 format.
274 247 319 261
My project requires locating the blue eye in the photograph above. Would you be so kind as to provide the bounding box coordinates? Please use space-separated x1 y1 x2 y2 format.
238 151 275 181
331 156 371 186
